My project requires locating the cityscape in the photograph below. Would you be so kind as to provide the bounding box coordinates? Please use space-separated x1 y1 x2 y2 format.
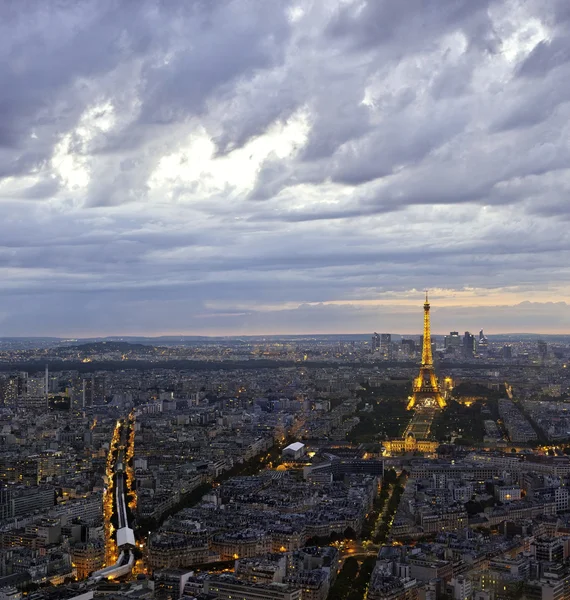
3 296 570 599
4 1 570 600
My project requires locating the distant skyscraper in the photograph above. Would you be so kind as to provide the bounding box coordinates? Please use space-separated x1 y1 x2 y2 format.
2 372 28 406
371 332 381 352
18 372 28 397
538 340 547 360
463 332 475 358
502 344 513 360
67 376 81 411
478 329 489 354
0 375 17 406
45 364 48 397
82 374 106 407
380 333 392 358
26 376 45 398
444 331 461 353
93 375 106 404
401 339 415 357
82 377 94 408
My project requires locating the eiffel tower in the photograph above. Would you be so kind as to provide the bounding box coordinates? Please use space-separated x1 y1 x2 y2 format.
407 291 446 410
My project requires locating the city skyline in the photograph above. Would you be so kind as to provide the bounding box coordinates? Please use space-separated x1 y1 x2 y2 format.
0 296 567 338
3 1 570 336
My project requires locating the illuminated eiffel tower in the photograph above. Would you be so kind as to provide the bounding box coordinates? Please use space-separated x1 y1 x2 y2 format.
407 291 446 410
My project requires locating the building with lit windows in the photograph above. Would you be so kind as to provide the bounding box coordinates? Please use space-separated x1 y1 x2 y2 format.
383 434 437 455
147 531 210 570
70 540 105 579
494 486 522 503
211 530 271 561
0 485 54 520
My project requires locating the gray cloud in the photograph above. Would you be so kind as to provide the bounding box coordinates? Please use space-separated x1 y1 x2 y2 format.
327 0 496 53
0 0 569 335
517 38 570 78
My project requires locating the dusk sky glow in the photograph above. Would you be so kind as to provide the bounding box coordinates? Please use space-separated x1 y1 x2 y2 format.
2 0 570 336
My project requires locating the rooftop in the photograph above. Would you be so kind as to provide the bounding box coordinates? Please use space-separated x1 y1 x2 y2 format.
284 442 305 452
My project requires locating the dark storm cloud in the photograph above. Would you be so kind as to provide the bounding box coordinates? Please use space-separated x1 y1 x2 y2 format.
136 0 292 128
1 0 570 335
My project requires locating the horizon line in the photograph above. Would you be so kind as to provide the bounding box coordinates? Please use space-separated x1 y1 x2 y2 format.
0 331 567 339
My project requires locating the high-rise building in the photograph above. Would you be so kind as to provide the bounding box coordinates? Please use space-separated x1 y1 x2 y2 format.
478 330 489 354
93 375 106 404
16 372 27 398
538 340 548 360
444 332 461 353
26 376 45 398
0 377 9 407
503 345 513 360
82 377 94 408
380 334 392 359
408 292 445 410
81 375 105 407
401 339 416 357
69 376 82 411
0 373 29 407
463 332 475 358
372 333 381 352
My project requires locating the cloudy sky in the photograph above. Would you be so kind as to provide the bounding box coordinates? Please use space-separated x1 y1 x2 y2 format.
2 0 570 337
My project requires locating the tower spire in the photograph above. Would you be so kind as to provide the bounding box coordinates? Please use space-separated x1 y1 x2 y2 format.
421 291 433 367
